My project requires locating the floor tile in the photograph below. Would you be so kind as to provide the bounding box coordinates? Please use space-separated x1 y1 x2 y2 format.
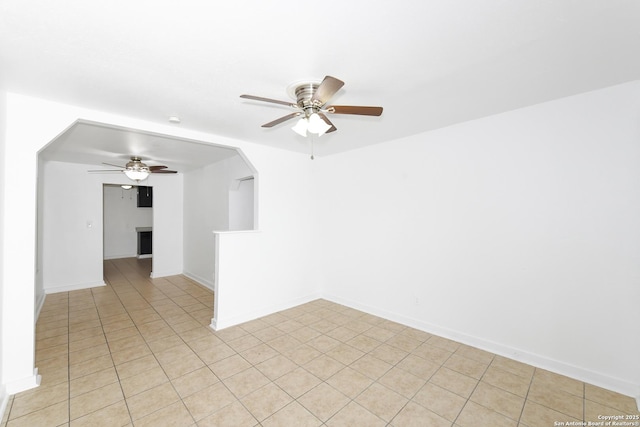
195 400 257 427
326 366 374 399
390 401 451 427
585 383 640 414
325 401 386 427
6 400 69 427
70 382 124 420
354 382 408 422
125 382 179 421
274 367 322 399
119 365 169 398
412 382 466 421
379 366 426 398
69 366 119 398
241 382 293 421
482 365 531 397
69 400 130 427
255 354 298 380
520 400 582 427
298 382 350 421
303 354 345 380
429 367 479 398
11 258 637 427
350 354 392 380
470 382 525 421
10 382 69 419
223 367 271 399
261 401 322 427
133 401 194 427
456 401 517 427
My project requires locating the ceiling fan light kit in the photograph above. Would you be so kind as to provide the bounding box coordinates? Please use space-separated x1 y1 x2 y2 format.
292 113 332 137
240 75 383 142
123 157 151 182
88 156 178 182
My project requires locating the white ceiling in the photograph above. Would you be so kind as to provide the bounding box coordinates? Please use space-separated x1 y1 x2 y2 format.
40 121 238 172
1 0 639 163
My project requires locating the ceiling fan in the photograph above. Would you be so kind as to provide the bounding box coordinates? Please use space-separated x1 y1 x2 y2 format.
88 156 177 182
240 75 383 137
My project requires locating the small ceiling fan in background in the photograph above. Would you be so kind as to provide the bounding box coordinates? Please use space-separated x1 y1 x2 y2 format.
88 156 177 182
240 75 383 138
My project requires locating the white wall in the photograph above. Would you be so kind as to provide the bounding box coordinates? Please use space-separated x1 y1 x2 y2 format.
41 162 105 293
103 185 153 259
213 145 319 329
149 173 184 278
0 91 7 410
183 154 254 288
315 81 640 399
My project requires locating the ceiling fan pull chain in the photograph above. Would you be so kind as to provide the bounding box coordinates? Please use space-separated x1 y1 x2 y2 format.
310 134 315 160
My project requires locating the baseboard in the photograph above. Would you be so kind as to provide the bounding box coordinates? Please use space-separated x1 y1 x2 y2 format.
212 292 322 331
150 269 183 279
182 271 214 291
103 254 137 260
5 369 41 395
44 280 106 294
137 254 152 259
322 293 640 402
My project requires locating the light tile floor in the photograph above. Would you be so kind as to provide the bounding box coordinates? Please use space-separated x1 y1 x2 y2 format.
2 258 638 426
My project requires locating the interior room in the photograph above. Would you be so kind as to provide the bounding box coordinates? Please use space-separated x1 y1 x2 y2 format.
1 1 639 426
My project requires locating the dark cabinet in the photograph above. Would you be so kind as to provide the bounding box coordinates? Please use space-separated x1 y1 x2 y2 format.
138 231 152 256
137 186 153 207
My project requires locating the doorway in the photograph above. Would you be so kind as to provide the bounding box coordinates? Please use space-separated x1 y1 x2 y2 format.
103 184 153 276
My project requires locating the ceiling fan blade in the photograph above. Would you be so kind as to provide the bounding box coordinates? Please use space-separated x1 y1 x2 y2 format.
328 105 383 116
151 170 177 174
148 165 168 171
318 113 337 133
262 112 301 128
102 162 125 168
311 76 344 106
240 94 296 108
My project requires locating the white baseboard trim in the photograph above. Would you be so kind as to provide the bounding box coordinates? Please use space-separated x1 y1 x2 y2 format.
322 293 640 403
212 292 322 331
5 369 41 395
44 280 106 294
137 254 152 259
150 269 182 279
182 271 214 291
103 254 137 260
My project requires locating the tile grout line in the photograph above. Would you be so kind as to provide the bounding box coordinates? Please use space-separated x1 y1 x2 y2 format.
105 259 192 425
105 258 237 425
98 264 136 426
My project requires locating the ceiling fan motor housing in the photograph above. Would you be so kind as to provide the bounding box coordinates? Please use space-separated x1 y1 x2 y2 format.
125 157 150 172
295 83 321 117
